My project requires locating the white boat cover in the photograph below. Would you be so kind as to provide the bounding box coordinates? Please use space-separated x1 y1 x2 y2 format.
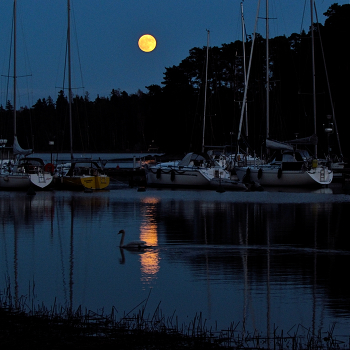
178 152 194 167
178 152 209 167
13 136 32 156
265 139 293 151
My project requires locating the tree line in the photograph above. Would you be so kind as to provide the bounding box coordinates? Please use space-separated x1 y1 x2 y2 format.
1 3 349 159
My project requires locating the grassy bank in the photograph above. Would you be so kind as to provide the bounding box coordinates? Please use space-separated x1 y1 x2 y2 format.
0 292 347 349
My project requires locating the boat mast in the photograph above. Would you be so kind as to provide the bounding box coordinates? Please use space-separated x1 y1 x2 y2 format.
201 30 209 154
241 2 249 151
13 0 17 138
313 10 343 159
68 0 73 160
266 0 270 140
310 0 317 158
237 0 260 144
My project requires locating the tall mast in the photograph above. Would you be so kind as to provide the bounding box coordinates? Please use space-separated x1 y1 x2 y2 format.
241 2 248 144
201 30 209 153
13 0 17 137
266 0 270 140
237 0 260 144
68 0 73 160
310 0 317 158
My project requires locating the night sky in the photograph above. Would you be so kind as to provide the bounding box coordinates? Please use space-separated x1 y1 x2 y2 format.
0 0 348 106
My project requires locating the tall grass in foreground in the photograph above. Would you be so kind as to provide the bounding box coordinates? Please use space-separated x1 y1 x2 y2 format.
0 285 349 349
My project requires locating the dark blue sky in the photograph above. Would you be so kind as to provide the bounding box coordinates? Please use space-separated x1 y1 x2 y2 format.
0 0 347 107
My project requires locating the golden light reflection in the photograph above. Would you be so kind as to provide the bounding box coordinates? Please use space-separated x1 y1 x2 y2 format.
140 222 158 246
140 197 160 205
139 197 160 282
140 222 159 281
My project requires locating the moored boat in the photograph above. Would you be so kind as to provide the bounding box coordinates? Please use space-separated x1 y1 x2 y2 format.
146 152 246 190
17 157 53 189
234 1 333 188
235 150 333 187
53 1 110 191
0 1 52 191
55 160 110 190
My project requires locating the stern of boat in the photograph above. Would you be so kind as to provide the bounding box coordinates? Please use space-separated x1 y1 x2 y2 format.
307 166 333 185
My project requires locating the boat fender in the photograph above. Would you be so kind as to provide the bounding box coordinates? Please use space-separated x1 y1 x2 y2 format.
243 167 251 183
44 163 55 174
156 168 161 179
170 169 175 182
258 168 263 179
277 168 282 179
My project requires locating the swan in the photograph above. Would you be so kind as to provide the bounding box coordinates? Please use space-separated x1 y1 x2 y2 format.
118 229 148 250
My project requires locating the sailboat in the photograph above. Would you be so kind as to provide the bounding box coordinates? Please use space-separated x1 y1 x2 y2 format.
146 151 243 188
0 0 53 191
235 0 333 187
310 5 345 178
146 31 246 190
56 0 109 191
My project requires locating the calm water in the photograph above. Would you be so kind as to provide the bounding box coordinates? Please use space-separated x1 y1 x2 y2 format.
1 182 350 341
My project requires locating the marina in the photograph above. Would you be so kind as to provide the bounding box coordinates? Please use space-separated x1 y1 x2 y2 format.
1 1 349 346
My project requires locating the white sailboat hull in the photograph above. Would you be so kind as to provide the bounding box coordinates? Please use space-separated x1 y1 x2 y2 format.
29 173 53 189
147 167 212 187
235 165 333 186
147 152 247 189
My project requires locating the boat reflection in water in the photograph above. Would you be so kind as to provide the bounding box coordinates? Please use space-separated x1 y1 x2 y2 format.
1 188 350 342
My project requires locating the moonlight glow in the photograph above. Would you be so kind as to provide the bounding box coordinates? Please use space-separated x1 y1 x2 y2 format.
138 34 157 52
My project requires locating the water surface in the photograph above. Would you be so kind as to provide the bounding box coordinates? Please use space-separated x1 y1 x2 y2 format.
1 185 350 341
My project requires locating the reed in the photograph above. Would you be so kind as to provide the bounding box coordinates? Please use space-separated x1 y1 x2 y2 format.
0 287 348 349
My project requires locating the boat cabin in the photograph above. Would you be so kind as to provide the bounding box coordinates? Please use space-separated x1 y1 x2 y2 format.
66 161 103 176
271 151 306 171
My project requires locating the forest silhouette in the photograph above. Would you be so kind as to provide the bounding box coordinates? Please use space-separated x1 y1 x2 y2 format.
1 3 349 160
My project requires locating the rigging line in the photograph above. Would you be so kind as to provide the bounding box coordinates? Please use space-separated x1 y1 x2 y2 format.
56 7 84 94
18 6 34 109
54 9 68 98
70 2 87 152
2 2 34 121
300 0 308 35
71 2 85 93
241 2 248 139
189 46 207 153
310 0 317 158
237 0 261 142
314 5 343 158
201 29 209 153
63 23 68 95
5 14 15 106
57 0 84 95
18 17 35 149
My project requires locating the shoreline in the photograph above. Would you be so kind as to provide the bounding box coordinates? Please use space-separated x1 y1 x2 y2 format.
1 295 346 349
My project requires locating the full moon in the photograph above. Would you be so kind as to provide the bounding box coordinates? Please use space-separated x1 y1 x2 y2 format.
138 34 157 52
